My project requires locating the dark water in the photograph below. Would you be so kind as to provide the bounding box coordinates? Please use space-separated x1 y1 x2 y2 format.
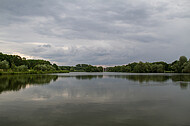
0 73 190 126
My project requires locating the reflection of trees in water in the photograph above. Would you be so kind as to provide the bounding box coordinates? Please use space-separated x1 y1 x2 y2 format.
171 75 190 82
72 74 190 83
111 75 170 83
65 74 190 90
180 82 188 89
0 75 58 93
1 74 190 93
75 75 103 80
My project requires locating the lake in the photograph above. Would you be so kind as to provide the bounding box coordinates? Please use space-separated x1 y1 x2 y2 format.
0 72 190 126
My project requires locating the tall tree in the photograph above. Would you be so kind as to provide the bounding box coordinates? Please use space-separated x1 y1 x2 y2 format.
179 56 187 66
0 60 9 70
182 60 190 73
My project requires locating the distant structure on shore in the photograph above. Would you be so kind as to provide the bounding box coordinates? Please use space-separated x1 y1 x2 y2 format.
103 67 108 72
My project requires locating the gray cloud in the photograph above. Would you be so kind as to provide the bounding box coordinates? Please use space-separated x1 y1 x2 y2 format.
0 0 190 65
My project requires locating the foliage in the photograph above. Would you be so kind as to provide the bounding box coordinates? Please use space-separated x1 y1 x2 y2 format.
0 52 190 73
182 61 190 73
107 56 190 73
27 59 51 69
0 60 9 70
59 64 103 72
0 52 66 74
171 56 188 73
179 56 187 66
17 65 28 72
0 52 52 69
33 64 56 71
133 61 148 73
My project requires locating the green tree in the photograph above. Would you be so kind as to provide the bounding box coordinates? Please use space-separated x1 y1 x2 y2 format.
153 61 169 71
11 62 16 70
133 62 148 73
178 56 188 72
17 65 28 72
34 64 46 71
171 61 180 73
97 66 103 72
182 61 190 73
179 56 187 66
151 64 158 73
125 66 132 72
33 64 55 71
0 60 9 70
53 63 59 70
70 67 75 72
172 56 188 73
46 65 56 71
145 62 152 73
128 62 138 71
157 64 164 73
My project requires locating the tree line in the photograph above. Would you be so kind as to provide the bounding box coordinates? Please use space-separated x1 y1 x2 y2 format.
107 56 190 73
0 52 103 74
0 52 190 73
59 64 103 72
0 52 68 74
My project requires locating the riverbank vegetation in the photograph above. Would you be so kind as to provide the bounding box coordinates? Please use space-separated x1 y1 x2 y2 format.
59 64 103 72
0 52 69 75
0 52 190 74
107 56 190 73
0 52 102 74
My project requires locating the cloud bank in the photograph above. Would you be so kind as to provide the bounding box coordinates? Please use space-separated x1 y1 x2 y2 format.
0 0 190 65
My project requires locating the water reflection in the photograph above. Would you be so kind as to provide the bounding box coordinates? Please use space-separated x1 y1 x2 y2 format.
75 75 103 80
59 74 190 83
0 75 58 94
59 74 190 90
0 73 190 126
171 75 190 82
109 75 170 82
180 82 188 89
0 74 190 94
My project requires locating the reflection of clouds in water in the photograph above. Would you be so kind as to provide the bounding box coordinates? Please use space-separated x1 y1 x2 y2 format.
1 74 190 103
19 77 171 104
62 89 69 98
32 97 47 101
58 73 190 82
25 84 34 89
59 88 115 103
1 74 190 126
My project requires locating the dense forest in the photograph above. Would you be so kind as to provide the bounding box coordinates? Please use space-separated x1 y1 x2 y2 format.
0 52 103 74
59 64 103 72
0 52 190 74
107 56 190 73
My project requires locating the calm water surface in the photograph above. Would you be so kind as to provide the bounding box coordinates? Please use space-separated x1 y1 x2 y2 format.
0 72 190 126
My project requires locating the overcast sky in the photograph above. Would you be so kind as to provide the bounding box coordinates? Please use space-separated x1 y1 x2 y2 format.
0 0 189 66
